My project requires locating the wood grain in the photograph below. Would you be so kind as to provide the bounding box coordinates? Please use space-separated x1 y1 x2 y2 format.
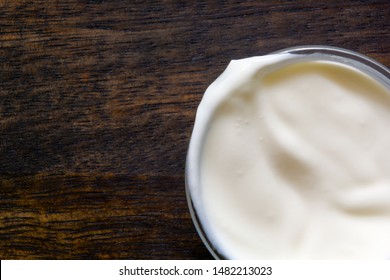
0 0 389 259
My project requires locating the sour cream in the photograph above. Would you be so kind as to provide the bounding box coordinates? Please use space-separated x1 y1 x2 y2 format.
186 47 390 259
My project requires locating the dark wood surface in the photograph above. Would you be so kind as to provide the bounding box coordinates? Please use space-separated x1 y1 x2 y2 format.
0 0 389 259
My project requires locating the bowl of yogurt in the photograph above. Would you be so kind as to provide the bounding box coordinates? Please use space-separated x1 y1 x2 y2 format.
185 46 390 259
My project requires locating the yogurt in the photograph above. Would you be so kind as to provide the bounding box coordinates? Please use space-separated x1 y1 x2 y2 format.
186 46 390 259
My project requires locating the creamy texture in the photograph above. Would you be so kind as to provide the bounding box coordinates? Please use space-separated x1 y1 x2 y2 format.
188 54 390 259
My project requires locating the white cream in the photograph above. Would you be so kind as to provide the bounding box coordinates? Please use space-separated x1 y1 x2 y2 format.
187 52 390 259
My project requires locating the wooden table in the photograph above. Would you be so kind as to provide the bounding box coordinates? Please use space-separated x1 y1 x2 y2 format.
1 0 389 259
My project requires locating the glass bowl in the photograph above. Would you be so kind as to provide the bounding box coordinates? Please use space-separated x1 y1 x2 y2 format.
185 45 390 260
